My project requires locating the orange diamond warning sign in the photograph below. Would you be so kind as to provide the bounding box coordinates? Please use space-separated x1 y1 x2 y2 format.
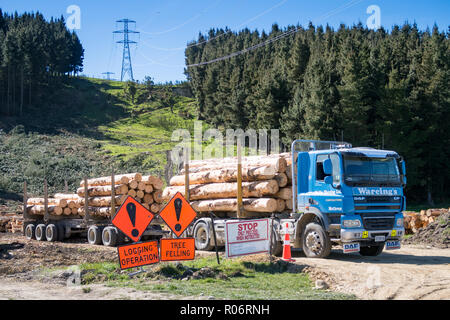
112 196 154 242
159 192 197 238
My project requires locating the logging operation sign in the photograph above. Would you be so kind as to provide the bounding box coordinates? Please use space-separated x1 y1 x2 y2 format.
159 192 197 237
117 241 159 270
112 196 154 242
160 238 195 261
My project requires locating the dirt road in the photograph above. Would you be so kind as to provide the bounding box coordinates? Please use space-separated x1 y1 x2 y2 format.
292 246 450 300
1 233 449 300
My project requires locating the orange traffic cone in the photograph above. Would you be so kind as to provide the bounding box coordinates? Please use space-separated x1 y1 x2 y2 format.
282 222 295 262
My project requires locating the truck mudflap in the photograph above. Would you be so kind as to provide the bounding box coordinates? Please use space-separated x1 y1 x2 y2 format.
342 239 401 254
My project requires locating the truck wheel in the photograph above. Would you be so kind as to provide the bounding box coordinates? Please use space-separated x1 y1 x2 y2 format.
360 245 384 256
56 224 65 241
302 222 332 258
194 221 213 251
271 237 283 256
87 226 102 245
102 227 118 247
35 224 47 241
25 224 35 240
45 224 58 242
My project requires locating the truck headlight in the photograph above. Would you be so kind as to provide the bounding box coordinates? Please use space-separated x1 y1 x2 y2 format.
396 218 404 227
342 219 361 228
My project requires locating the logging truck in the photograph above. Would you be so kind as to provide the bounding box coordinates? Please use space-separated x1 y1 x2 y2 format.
187 140 407 258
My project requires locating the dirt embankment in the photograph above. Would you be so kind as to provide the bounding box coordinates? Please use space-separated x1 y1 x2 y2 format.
404 212 450 248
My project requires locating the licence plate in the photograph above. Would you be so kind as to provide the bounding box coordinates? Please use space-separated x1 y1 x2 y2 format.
343 242 360 253
375 236 385 242
385 240 401 250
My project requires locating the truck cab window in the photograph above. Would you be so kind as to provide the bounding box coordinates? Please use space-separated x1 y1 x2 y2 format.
316 155 328 181
330 153 341 184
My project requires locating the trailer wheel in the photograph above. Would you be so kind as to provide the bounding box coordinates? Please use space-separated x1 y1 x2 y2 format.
25 224 35 240
102 227 118 247
35 224 46 241
194 221 213 251
87 226 102 245
301 222 331 258
271 236 283 256
46 224 58 242
360 245 384 256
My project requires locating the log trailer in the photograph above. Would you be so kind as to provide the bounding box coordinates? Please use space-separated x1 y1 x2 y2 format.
188 140 407 258
22 177 167 246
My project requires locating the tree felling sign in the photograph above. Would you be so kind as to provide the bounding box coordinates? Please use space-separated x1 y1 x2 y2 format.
160 238 195 261
117 241 159 270
112 196 154 243
225 219 271 258
159 192 197 238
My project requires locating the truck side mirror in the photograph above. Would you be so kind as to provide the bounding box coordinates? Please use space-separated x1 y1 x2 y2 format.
400 160 407 185
323 159 332 176
324 175 333 185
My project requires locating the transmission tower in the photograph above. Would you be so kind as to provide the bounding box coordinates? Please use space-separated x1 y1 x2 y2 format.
102 72 115 80
114 19 139 82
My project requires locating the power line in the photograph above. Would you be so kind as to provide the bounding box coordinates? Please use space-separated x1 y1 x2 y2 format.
186 0 365 68
138 0 289 52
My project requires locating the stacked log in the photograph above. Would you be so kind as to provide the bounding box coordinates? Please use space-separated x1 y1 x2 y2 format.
403 208 449 234
164 154 293 217
26 193 80 217
77 173 164 217
0 213 23 233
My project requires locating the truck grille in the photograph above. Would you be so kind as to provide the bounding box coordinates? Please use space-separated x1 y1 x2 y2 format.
360 215 395 230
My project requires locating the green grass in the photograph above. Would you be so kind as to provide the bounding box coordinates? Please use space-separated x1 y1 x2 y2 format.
78 257 355 300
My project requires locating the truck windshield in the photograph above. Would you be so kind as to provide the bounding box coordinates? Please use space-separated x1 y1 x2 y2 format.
342 154 401 187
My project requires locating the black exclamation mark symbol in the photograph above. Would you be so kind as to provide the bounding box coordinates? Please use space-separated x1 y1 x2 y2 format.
174 198 182 232
127 202 139 237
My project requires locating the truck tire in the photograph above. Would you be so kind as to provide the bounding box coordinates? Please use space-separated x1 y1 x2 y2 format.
56 224 65 241
35 224 46 241
45 224 58 242
194 221 213 251
360 245 384 256
301 222 332 258
87 226 102 245
271 236 283 256
25 224 35 240
102 227 118 247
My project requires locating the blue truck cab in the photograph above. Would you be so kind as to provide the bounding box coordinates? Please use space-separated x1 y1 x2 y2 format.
290 140 406 258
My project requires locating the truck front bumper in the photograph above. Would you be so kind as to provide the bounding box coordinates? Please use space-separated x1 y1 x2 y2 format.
340 227 404 245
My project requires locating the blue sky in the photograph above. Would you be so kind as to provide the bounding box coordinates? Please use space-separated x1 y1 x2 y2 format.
1 0 449 83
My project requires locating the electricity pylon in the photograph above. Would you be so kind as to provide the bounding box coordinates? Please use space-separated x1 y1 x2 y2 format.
114 19 139 82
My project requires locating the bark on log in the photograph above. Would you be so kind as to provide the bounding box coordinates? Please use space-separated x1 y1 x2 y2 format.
188 155 287 173
181 157 287 174
190 198 278 213
162 180 279 201
170 165 277 186
27 198 67 208
26 205 57 215
79 173 142 187
54 193 79 200
77 185 128 197
78 196 122 207
285 199 293 210
78 207 112 217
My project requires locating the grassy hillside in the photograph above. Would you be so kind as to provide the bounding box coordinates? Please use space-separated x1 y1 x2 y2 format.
0 77 198 207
